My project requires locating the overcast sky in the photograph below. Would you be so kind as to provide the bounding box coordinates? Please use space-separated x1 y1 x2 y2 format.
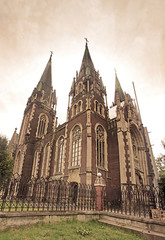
0 0 165 158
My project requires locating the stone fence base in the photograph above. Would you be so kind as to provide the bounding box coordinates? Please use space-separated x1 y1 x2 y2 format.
99 213 165 240
0 211 100 230
0 211 165 239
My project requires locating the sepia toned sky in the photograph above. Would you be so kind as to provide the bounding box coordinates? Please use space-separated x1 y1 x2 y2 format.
0 0 165 158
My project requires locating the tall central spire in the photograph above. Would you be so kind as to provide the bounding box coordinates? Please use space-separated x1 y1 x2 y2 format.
79 42 95 77
37 54 52 92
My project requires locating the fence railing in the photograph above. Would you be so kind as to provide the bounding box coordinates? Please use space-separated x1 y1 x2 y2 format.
0 174 165 219
0 175 96 212
103 184 165 218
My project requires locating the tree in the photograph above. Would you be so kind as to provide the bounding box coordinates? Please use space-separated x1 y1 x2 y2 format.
155 140 165 199
0 135 14 188
156 140 165 174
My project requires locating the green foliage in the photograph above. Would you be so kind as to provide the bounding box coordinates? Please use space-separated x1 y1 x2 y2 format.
76 226 91 236
0 220 145 240
0 135 13 188
155 140 165 191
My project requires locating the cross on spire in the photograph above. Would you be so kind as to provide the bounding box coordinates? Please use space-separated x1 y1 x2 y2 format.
84 38 89 44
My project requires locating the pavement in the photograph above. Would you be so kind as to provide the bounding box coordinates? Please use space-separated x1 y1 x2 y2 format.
99 218 165 240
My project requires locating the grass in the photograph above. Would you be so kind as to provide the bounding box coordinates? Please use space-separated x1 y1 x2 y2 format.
0 220 145 240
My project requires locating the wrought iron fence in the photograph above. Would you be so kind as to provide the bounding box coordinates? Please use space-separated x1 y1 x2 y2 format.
0 175 96 212
103 184 165 218
1 174 165 218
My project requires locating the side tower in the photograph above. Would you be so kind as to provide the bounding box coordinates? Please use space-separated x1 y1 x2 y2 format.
13 54 57 183
64 42 109 185
109 73 157 189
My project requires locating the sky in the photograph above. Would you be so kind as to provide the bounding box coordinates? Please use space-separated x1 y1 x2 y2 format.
0 0 165 158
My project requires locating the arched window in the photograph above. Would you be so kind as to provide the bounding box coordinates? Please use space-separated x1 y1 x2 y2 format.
41 143 50 177
130 125 147 185
56 137 64 173
74 105 77 116
37 115 47 138
96 101 98 112
71 125 81 167
78 101 81 113
96 125 105 168
32 151 39 178
131 135 139 168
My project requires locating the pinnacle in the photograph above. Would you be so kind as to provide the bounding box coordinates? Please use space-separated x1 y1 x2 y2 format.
114 72 125 105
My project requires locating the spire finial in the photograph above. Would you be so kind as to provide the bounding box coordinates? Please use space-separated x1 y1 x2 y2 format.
84 38 89 45
50 51 53 57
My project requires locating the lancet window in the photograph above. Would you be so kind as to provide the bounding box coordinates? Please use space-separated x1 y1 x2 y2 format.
95 101 98 112
94 101 104 117
131 135 139 168
56 137 64 173
74 105 77 116
96 125 105 168
41 143 50 177
32 151 39 178
37 114 47 138
78 101 81 113
71 125 81 167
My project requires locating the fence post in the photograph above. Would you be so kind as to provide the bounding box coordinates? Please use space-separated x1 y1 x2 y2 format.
94 173 106 211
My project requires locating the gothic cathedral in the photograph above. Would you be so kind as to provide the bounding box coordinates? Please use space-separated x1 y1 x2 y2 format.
10 43 158 193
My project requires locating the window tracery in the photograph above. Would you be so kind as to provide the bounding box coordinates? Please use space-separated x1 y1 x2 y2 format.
72 101 82 117
96 125 105 168
94 101 104 117
37 114 47 138
71 125 81 167
41 143 50 177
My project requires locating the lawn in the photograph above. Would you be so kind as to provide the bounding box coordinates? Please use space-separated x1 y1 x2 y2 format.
0 220 145 240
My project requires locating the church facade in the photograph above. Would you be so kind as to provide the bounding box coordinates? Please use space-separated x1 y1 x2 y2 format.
11 43 158 193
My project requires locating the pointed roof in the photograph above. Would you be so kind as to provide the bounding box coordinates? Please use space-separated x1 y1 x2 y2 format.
114 72 125 105
36 54 52 93
8 128 19 155
79 43 95 75
71 78 75 91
